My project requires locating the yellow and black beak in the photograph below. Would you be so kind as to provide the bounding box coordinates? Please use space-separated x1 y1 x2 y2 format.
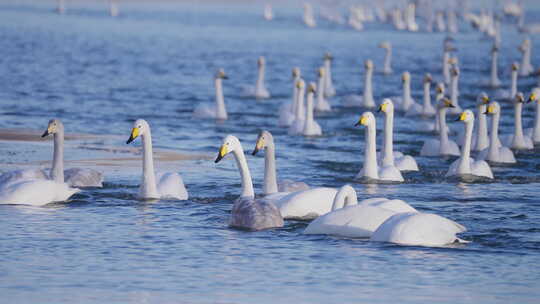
252 138 264 156
455 112 467 121
482 96 490 104
215 144 228 163
527 94 537 103
126 127 140 144
41 127 51 138
484 105 494 115
354 116 368 127
377 104 387 113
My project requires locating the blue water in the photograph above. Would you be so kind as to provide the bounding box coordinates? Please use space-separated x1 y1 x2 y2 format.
1 1 540 303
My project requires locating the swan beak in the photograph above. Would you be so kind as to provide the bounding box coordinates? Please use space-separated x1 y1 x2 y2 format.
484 105 494 115
377 104 387 113
456 112 466 121
126 127 139 144
215 144 228 163
355 116 368 127
527 94 536 103
41 129 50 138
222 75 229 80
252 138 264 156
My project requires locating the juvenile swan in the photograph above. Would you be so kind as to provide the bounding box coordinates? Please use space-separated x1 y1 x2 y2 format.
126 119 188 200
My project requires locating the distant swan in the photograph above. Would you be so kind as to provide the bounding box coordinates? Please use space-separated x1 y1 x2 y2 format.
406 73 435 117
303 3 317 28
315 67 331 112
392 71 420 113
242 57 270 99
278 67 301 127
420 98 461 157
302 82 323 136
448 64 463 114
478 101 516 164
215 135 283 230
525 89 540 145
323 52 336 97
379 42 392 75
500 93 534 150
343 59 375 108
263 3 273 21
126 119 188 200
193 68 228 120
489 44 501 88
288 79 306 135
519 37 534 77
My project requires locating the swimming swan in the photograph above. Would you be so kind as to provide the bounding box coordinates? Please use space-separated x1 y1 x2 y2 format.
448 64 463 114
420 98 461 157
343 59 375 108
288 79 306 135
501 93 534 150
392 71 420 113
303 82 322 136
525 89 540 145
278 67 301 127
126 119 188 200
406 73 435 117
303 3 317 28
315 67 331 112
446 110 494 179
379 42 393 75
215 135 283 230
478 101 517 164
251 130 309 195
242 57 270 99
489 44 501 88
371 212 468 247
0 178 79 207
304 185 417 238
355 112 404 182
193 69 228 120
378 99 419 172
323 52 336 97
519 37 534 77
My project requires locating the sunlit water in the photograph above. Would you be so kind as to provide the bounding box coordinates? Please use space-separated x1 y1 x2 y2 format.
1 1 540 303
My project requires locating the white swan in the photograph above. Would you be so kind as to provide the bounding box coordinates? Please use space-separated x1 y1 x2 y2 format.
497 62 519 100
448 64 463 114
304 185 417 238
489 44 501 88
251 130 309 195
323 52 336 98
525 89 540 145
406 73 435 117
355 112 404 182
215 135 283 230
392 71 420 113
478 101 517 164
273 187 338 220
379 42 393 75
303 3 317 28
278 67 301 127
288 79 306 135
519 37 534 77
343 59 375 108
193 68 228 120
242 56 270 99
457 93 494 151
420 98 461 157
378 99 419 172
417 82 452 133
109 0 119 17
446 110 494 179
371 212 467 247
263 3 273 21
315 67 331 112
405 3 419 32
303 83 322 136
442 39 456 85
0 179 79 207
126 119 188 200
501 93 534 150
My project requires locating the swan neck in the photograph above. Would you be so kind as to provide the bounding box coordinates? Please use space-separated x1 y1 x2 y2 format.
491 51 498 83
263 141 278 195
476 105 488 148
384 48 392 70
451 75 458 105
403 80 411 105
256 63 265 91
141 131 158 197
331 187 358 211
534 101 540 140
215 78 227 120
363 123 378 179
461 119 474 166
423 82 431 110
233 148 254 199
514 102 524 139
51 129 64 183
364 69 373 99
511 71 517 98
382 110 394 166
296 86 305 119
439 107 449 146
489 111 500 158
317 76 325 105
304 92 314 128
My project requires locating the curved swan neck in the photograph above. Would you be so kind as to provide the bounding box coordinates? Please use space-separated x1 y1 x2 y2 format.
233 147 254 198
423 81 431 112
511 70 517 98
382 109 395 166
263 139 278 195
331 186 358 211
489 111 500 159
215 78 227 120
141 130 158 198
51 127 64 183
363 122 379 179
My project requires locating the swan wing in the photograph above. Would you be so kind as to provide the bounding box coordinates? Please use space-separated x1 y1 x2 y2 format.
0 179 79 206
275 187 338 220
64 168 103 188
362 198 418 213
371 212 467 246
230 197 284 231
157 172 188 200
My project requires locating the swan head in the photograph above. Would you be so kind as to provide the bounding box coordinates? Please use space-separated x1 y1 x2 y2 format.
527 89 539 103
439 97 455 109
292 67 301 79
126 119 150 144
378 41 391 49
401 71 410 83
324 52 333 61
318 67 325 78
512 62 519 72
364 59 374 70
307 82 317 94
355 112 375 127
215 135 242 163
41 118 64 138
515 92 525 104
436 82 445 94
456 110 474 123
477 93 490 105
215 68 227 80
378 98 394 114
257 56 266 67
296 78 305 89
424 73 432 84
484 101 501 115
252 130 274 156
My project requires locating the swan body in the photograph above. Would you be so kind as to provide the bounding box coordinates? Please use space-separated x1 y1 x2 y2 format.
278 68 301 127
392 71 420 113
242 57 270 99
446 110 494 179
355 112 404 182
323 53 336 97
478 101 516 164
0 169 48 188
304 185 417 238
406 74 435 117
274 187 338 220
343 59 375 108
371 212 467 247
378 99 419 172
303 83 322 136
0 179 79 207
126 119 188 200
288 79 306 135
193 69 228 120
215 135 283 230
379 42 392 75
501 93 534 150
315 67 331 112
420 98 461 157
